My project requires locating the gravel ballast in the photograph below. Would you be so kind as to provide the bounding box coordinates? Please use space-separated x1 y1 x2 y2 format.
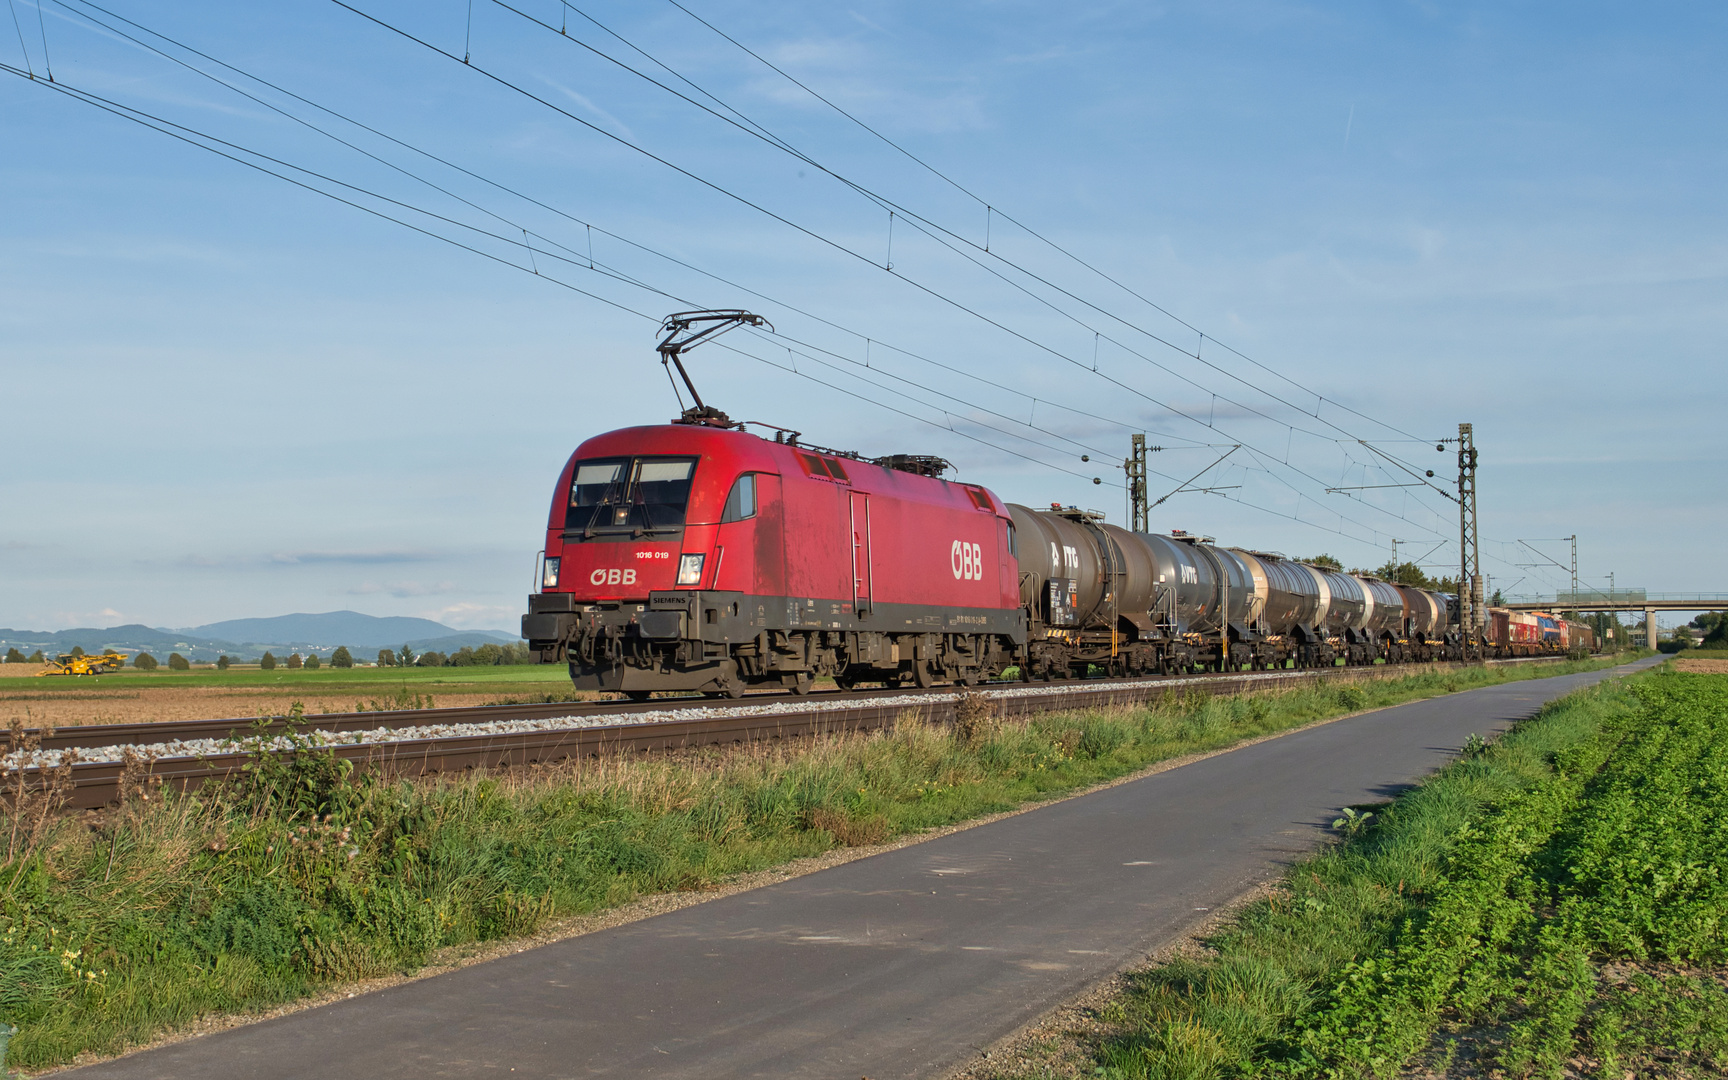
4 669 1330 770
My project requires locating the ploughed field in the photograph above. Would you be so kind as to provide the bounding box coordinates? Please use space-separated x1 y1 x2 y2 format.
0 665 591 727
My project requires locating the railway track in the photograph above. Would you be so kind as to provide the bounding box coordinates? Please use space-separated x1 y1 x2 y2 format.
9 657 1571 811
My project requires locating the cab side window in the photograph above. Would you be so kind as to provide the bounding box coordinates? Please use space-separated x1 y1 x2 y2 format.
721 473 757 523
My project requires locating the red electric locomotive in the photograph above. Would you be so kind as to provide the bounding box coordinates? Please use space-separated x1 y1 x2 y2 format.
522 422 1024 697
521 310 1024 697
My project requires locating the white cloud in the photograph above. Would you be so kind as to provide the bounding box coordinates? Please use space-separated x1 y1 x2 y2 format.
346 581 458 598
422 601 519 631
536 76 637 140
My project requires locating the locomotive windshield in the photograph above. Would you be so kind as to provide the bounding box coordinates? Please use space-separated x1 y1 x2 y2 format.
566 456 698 537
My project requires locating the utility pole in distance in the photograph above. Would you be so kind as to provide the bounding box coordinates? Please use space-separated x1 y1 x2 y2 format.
1453 423 1482 646
1125 434 1152 533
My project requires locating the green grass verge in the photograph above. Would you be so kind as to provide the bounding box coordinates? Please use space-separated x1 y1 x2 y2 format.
0 656 1621 1070
1009 659 1727 1080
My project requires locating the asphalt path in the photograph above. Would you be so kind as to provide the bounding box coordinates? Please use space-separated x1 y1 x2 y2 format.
71 656 1660 1079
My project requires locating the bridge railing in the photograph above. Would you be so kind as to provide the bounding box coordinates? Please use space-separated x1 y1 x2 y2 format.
1504 591 1728 608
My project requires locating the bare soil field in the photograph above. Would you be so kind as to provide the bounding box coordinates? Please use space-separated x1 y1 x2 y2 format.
0 686 597 727
0 664 51 678
1674 657 1728 674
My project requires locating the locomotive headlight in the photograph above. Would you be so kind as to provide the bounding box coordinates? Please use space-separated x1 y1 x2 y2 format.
677 553 706 586
541 557 560 589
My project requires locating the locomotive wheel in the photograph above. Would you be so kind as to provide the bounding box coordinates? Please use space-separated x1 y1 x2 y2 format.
913 660 936 689
788 672 813 696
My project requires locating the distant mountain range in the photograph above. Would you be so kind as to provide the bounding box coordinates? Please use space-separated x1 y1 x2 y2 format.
0 610 518 662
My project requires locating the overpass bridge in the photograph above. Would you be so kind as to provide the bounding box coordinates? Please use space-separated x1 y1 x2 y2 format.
1501 591 1727 649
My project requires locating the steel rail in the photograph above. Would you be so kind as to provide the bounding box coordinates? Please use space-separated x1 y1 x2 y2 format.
13 658 1571 811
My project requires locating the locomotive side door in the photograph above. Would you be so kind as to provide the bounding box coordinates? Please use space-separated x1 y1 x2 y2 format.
849 491 872 612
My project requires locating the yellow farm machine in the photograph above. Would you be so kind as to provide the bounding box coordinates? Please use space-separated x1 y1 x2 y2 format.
36 652 126 677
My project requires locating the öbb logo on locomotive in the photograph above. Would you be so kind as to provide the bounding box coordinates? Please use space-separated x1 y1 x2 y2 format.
522 312 1591 700
951 540 984 581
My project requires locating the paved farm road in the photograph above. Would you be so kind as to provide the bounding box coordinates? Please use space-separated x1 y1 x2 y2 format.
71 657 1660 1079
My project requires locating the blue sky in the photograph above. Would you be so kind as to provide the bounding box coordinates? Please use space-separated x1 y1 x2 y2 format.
2 0 1724 632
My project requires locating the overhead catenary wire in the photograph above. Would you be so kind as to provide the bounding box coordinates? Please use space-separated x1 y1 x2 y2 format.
324 0 1463 546
8 58 1430 548
633 0 1473 524
496 0 1401 452
8 0 33 77
0 60 1169 494
659 0 1433 446
48 0 1212 459
493 0 1471 542
31 0 49 79
16 8 1474 555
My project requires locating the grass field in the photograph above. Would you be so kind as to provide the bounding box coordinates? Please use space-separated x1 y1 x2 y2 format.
0 656 1629 1072
994 659 1727 1080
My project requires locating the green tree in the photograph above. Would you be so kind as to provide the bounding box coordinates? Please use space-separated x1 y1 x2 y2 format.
399 644 416 667
376 648 396 668
216 655 231 670
133 652 159 671
286 652 303 670
304 652 322 670
260 652 277 671
4 647 24 664
415 651 447 667
1369 560 1444 589
168 653 191 671
449 646 476 667
70 645 85 657
331 645 353 668
1304 554 1343 571
26 650 43 663
474 643 504 666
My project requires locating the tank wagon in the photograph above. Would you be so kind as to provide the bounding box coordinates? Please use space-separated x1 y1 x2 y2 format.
521 311 1588 697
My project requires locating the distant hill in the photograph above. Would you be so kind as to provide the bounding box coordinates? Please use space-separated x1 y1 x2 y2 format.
185 612 513 650
0 611 518 662
0 624 229 659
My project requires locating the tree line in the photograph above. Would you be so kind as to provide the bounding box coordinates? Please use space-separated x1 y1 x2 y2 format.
1300 555 1462 595
374 642 534 668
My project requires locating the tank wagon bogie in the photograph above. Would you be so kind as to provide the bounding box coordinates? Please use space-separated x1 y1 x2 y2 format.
524 422 1587 696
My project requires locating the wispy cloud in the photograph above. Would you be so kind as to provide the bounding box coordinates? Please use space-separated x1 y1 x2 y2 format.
748 37 987 133
347 580 457 598
422 601 518 631
174 550 436 569
42 607 128 629
848 10 886 34
536 75 637 140
269 551 433 566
